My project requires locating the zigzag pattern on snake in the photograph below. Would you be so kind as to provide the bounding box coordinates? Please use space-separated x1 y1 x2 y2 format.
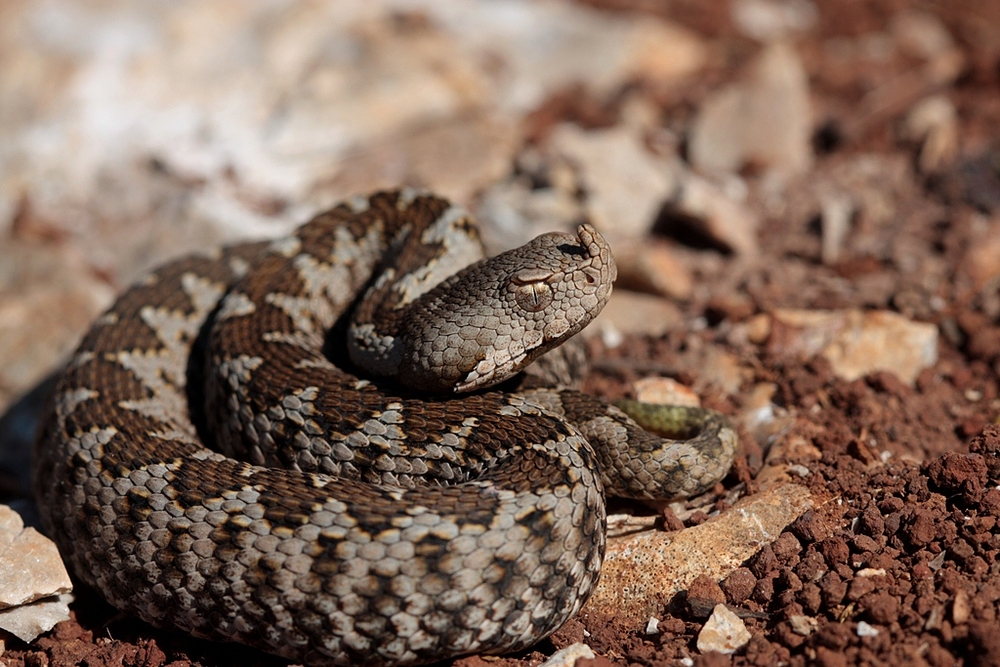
33 190 738 666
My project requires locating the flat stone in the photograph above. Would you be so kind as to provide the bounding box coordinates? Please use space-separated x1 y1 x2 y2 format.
903 95 958 173
318 113 522 206
665 173 759 255
962 216 1000 291
731 0 818 42
891 10 956 60
614 19 708 88
633 377 701 408
819 191 855 265
548 124 677 238
613 240 694 301
690 346 747 397
0 505 72 610
0 593 73 644
537 642 596 667
768 309 939 385
585 483 813 624
689 42 812 176
856 620 880 637
790 614 818 636
697 604 752 654
586 291 684 346
476 174 586 254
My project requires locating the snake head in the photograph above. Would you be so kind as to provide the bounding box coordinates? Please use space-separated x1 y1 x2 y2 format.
397 223 617 393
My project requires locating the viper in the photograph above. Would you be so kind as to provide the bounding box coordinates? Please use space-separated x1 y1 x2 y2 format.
33 190 737 666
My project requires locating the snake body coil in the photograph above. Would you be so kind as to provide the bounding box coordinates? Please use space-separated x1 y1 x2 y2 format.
33 190 737 666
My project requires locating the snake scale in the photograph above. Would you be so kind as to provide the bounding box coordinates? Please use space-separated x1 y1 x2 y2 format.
33 190 737 666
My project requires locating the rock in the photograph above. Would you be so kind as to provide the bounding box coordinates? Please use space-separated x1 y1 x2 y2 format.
587 290 684 344
819 191 856 265
0 593 73 644
538 642 596 667
688 42 812 176
697 604 752 654
547 124 677 238
0 506 72 609
768 309 938 386
319 113 523 205
0 1 706 280
790 615 818 636
731 0 818 42
585 483 813 624
890 11 956 61
633 377 702 407
476 170 586 254
0 505 73 642
903 95 959 173
615 19 708 88
755 432 820 490
951 589 971 625
962 216 1000 292
613 240 694 301
691 346 748 397
433 4 706 105
744 313 773 344
856 621 879 637
663 172 759 255
856 568 887 578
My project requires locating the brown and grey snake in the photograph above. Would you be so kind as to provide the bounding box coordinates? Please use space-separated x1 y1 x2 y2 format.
33 190 737 666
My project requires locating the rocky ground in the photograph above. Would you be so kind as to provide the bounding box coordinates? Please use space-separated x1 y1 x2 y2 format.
2 0 1000 666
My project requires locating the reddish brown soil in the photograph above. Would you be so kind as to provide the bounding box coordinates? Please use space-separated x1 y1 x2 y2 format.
6 0 1000 666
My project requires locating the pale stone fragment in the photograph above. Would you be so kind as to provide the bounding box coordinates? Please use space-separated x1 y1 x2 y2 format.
769 309 938 386
0 593 73 643
0 505 73 610
689 42 812 176
667 173 759 256
856 621 880 637
633 377 701 408
697 604 751 654
586 483 813 623
614 241 694 301
537 642 596 667
731 0 818 42
587 291 684 342
548 124 678 239
0 505 73 643
790 614 818 636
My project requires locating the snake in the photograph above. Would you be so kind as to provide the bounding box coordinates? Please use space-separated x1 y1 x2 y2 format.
32 189 737 666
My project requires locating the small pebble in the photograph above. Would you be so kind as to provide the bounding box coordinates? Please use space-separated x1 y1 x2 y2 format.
538 642 596 667
697 604 751 654
856 621 879 637
790 615 818 636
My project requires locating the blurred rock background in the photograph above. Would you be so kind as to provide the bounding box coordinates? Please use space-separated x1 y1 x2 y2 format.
5 1 1000 664
4 0 994 415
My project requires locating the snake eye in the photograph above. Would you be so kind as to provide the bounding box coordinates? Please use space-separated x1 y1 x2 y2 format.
514 281 553 312
512 268 554 313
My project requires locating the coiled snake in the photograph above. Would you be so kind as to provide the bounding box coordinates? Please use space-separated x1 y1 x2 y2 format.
33 190 737 666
